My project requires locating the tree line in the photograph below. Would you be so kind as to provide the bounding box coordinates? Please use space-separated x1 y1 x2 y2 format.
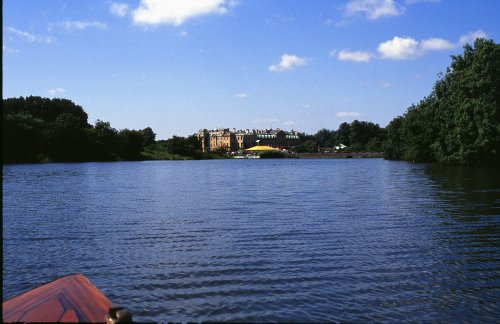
2 96 211 163
2 96 382 163
3 39 498 165
384 38 499 165
3 96 156 163
296 120 386 153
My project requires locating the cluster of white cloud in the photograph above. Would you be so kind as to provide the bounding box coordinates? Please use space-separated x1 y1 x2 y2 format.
252 118 280 124
336 111 361 118
345 0 405 20
7 27 53 44
336 49 373 62
48 88 66 96
235 93 250 98
344 0 441 20
459 30 489 46
110 3 129 17
269 54 308 72
333 1 487 62
110 0 236 26
333 30 487 62
60 20 107 31
378 36 455 59
3 45 20 53
404 0 441 5
283 121 297 127
251 118 297 128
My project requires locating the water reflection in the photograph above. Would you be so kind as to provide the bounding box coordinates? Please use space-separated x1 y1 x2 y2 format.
424 164 500 216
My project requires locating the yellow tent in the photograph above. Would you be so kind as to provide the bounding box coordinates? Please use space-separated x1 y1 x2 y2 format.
244 145 279 151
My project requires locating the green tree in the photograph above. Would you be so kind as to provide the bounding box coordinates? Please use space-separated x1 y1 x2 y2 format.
432 39 500 164
165 135 203 159
141 127 156 146
86 120 119 161
3 112 45 163
384 38 500 165
295 139 318 153
115 129 146 161
3 96 91 162
336 122 351 146
314 128 336 148
383 116 404 160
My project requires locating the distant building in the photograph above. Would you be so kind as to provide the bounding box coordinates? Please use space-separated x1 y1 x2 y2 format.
198 129 210 152
197 128 301 152
235 129 257 151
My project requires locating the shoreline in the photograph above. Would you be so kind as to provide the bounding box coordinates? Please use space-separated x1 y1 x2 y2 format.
296 152 384 159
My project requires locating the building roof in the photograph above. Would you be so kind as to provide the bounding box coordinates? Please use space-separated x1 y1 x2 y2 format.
244 145 279 151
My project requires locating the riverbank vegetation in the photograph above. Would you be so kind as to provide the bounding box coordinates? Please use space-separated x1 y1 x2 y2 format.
3 96 156 163
142 136 223 160
258 150 297 158
2 97 222 163
295 120 386 153
384 39 499 165
3 39 498 165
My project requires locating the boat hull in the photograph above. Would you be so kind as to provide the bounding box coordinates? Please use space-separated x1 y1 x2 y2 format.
3 274 112 323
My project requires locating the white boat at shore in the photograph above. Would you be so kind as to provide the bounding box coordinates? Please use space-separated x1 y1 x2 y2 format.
233 155 260 159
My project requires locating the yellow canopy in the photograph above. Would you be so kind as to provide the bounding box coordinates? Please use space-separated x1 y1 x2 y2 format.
244 145 279 151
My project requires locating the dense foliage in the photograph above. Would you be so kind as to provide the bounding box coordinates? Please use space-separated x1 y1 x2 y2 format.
3 96 156 163
259 150 287 158
384 39 500 165
143 136 210 160
295 120 386 153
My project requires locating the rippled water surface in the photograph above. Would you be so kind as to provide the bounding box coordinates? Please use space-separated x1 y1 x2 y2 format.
3 159 500 322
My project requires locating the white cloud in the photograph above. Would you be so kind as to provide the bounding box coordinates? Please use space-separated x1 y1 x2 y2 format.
252 118 280 124
61 20 107 31
3 45 20 53
377 34 485 60
179 30 189 37
459 30 488 45
376 30 490 60
344 0 440 21
377 36 454 59
336 111 361 118
110 2 129 17
345 0 405 20
7 27 53 44
268 54 308 72
420 38 455 51
235 93 250 98
378 36 420 59
381 81 393 88
132 0 234 26
251 118 296 127
337 49 373 62
48 88 66 96
405 0 441 4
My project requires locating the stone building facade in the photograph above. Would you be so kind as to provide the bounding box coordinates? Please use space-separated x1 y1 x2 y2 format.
197 128 300 152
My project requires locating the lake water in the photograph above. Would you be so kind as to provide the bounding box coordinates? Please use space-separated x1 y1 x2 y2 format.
3 159 499 322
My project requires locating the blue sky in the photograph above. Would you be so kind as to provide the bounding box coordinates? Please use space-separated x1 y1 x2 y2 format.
3 0 499 139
